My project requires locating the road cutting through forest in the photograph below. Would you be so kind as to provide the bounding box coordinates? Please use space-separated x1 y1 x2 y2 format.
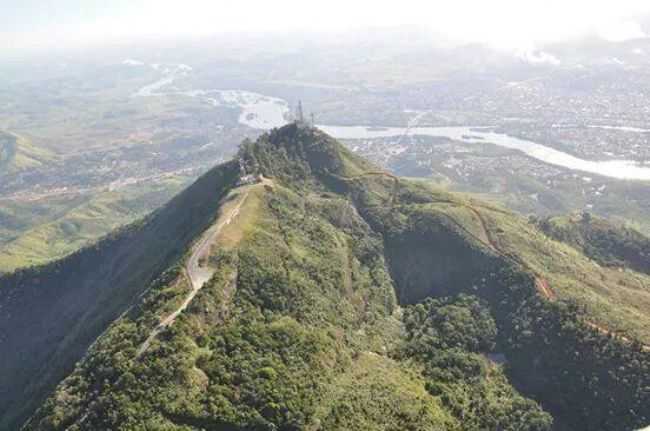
135 189 249 358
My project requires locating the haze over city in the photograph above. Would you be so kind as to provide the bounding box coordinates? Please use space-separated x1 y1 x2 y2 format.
4 0 650 53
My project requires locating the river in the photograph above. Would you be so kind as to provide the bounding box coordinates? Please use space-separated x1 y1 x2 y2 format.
131 65 650 181
318 125 650 181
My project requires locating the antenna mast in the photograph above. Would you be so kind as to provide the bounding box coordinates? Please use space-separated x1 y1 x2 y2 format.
296 100 304 123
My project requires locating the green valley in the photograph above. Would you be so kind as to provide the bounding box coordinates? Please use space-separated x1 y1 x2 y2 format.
0 178 187 273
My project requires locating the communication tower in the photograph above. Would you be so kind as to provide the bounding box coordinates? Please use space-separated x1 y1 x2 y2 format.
296 100 305 123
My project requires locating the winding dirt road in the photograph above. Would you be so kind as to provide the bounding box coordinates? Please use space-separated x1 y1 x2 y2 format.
136 192 248 358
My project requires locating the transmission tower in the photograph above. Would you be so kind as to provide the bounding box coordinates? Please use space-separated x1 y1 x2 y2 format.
296 100 304 123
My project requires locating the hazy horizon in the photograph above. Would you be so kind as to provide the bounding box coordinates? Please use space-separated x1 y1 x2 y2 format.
4 0 650 55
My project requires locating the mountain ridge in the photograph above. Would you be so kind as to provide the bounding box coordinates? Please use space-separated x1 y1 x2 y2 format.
2 123 650 430
0 160 240 429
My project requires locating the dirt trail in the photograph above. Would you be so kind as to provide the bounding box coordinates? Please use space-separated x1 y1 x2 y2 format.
534 278 556 301
584 322 650 352
349 175 648 351
136 191 248 358
432 198 559 302
463 203 499 252
457 201 650 350
447 200 650 350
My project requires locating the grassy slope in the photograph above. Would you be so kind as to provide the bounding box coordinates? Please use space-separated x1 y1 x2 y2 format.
0 131 55 174
347 173 650 344
0 177 187 273
25 127 545 430
8 125 650 430
239 124 650 345
0 161 239 430
253 125 650 427
336 174 650 429
484 208 650 342
537 213 650 274
25 178 463 430
315 352 457 430
389 178 650 343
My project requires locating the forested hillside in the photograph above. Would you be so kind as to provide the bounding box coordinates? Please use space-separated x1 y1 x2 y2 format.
0 160 239 429
536 213 650 275
3 124 649 430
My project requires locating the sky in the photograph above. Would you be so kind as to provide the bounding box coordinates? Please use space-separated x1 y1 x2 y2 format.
3 0 650 53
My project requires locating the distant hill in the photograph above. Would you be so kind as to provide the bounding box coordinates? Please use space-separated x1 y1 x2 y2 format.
0 179 185 274
0 160 239 429
2 124 649 431
0 130 196 274
0 131 54 175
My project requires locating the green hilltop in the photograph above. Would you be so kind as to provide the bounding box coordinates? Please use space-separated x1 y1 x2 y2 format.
2 124 649 431
0 131 55 174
